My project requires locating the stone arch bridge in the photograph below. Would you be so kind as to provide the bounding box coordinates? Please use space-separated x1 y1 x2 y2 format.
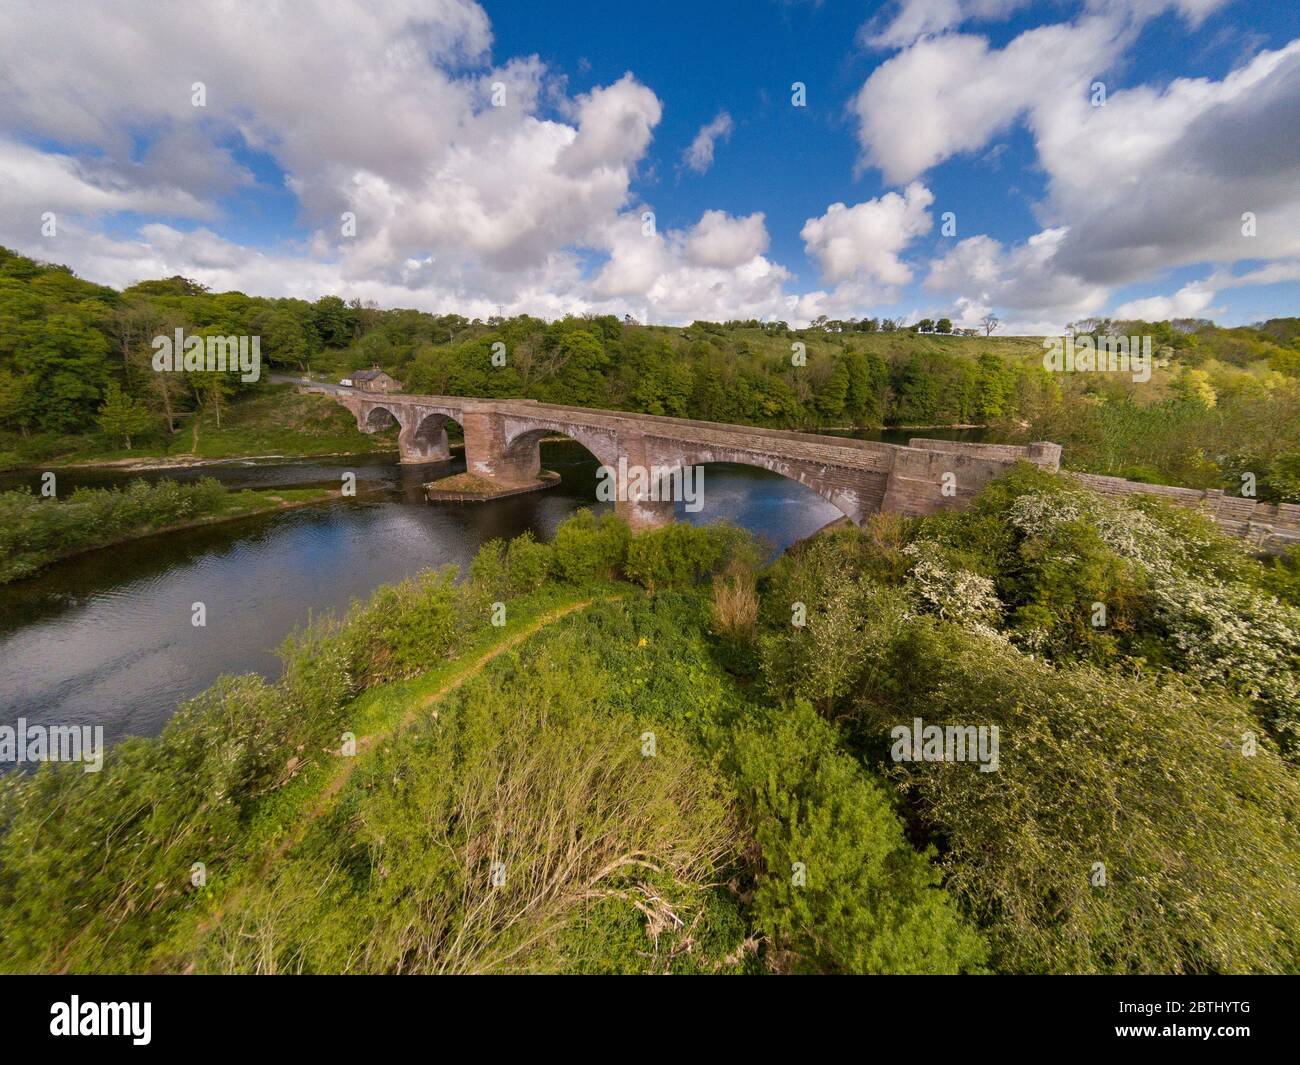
304 382 1299 547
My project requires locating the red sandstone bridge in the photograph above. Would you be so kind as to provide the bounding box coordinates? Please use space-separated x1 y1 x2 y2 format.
294 379 1299 547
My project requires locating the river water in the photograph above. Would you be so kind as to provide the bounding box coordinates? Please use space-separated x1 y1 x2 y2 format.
0 429 983 749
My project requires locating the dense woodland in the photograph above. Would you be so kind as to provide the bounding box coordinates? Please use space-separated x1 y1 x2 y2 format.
2 245 1297 500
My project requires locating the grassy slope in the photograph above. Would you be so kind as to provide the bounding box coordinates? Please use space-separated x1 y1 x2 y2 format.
0 386 397 470
155 584 633 972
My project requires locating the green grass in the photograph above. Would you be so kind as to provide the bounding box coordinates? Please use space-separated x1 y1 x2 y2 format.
124 582 631 972
0 386 397 470
0 481 336 583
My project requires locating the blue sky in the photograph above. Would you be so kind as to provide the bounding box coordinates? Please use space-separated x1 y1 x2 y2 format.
1 0 1296 331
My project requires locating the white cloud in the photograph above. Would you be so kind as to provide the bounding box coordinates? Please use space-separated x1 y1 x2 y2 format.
851 14 1123 184
1040 41 1300 285
863 0 1033 50
682 111 733 174
1112 260 1300 321
682 210 768 267
854 1 1299 330
864 0 1230 50
800 182 934 286
1113 282 1217 321
925 227 1110 327
589 210 790 322
0 1 797 325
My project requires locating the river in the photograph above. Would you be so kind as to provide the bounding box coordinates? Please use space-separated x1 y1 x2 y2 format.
0 429 984 750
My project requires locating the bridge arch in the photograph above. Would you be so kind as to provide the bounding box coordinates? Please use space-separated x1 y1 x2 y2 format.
363 405 401 431
646 451 871 527
497 421 620 485
400 410 461 463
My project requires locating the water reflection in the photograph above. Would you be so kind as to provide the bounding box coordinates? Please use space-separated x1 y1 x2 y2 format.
0 427 986 749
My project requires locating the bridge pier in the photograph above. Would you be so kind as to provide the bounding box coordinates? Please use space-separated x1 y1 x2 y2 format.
462 407 542 486
397 417 451 464
614 430 677 531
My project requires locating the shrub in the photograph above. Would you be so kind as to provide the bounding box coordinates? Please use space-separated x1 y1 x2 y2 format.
504 530 552 595
467 536 510 599
344 567 462 684
727 700 987 974
854 620 1300 974
467 532 553 600
550 508 629 582
901 539 1003 633
1258 546 1300 607
0 476 233 582
624 521 757 593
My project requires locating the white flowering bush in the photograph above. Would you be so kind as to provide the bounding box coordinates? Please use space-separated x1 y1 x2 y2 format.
902 540 1004 640
1149 574 1300 749
1003 485 1300 751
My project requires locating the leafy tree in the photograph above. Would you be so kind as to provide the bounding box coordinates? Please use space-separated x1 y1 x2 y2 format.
729 699 987 974
96 383 154 449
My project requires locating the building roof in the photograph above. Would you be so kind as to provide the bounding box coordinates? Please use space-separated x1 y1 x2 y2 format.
352 368 392 381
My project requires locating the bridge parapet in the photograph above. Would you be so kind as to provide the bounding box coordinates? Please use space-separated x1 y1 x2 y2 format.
907 438 1062 471
305 384 1289 546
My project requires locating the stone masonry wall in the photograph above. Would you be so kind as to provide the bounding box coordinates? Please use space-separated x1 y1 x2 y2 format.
310 384 1298 549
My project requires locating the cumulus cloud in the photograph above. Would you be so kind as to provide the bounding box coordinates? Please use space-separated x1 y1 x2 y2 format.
589 209 791 321
682 111 733 174
0 1 803 324
1112 260 1300 321
851 14 1124 184
1042 41 1300 285
682 210 768 267
925 227 1110 330
854 1 1299 329
801 182 934 286
1113 282 1217 321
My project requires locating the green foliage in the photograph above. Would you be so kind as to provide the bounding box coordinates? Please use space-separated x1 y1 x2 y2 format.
751 470 1300 973
187 628 741 974
96 382 153 448
550 508 629 582
0 477 228 582
624 521 759 593
854 620 1300 974
1258 547 1300 607
0 636 357 973
727 700 987 974
343 567 463 684
504 530 552 594
467 531 554 603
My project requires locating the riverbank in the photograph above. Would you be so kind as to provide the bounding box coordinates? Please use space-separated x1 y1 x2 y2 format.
33 449 400 473
0 482 337 584
0 387 398 473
